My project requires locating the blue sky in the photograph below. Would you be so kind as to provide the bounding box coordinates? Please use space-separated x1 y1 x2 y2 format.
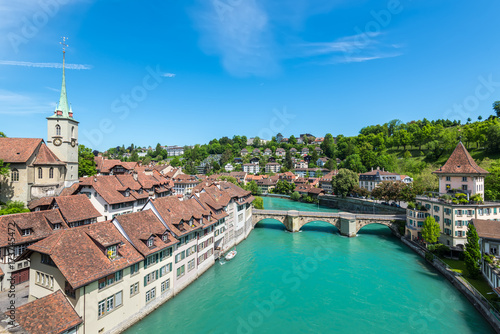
1 0 499 151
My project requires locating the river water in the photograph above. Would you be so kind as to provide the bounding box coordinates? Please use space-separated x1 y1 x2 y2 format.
125 197 494 333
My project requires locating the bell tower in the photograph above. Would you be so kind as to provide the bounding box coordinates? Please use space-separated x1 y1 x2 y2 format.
47 37 79 187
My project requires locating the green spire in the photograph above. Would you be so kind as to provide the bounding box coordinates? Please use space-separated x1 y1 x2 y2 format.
57 50 70 117
49 42 74 120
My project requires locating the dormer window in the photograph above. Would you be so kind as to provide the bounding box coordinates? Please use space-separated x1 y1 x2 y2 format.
53 223 61 230
162 233 169 242
147 236 154 248
125 190 130 197
107 245 117 260
22 229 32 236
189 219 194 227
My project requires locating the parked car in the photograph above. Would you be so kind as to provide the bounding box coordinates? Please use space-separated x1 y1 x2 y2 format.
381 202 389 205
390 202 401 208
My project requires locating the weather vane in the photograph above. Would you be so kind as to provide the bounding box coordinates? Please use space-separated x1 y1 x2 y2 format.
60 36 68 53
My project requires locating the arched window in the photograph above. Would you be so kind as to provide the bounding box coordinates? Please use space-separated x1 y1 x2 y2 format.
55 124 61 136
71 126 74 138
38 167 43 179
49 167 54 179
11 169 19 182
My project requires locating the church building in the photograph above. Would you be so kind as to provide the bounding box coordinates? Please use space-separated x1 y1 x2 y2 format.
0 49 79 205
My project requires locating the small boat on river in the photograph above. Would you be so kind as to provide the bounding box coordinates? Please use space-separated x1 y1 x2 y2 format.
225 249 237 261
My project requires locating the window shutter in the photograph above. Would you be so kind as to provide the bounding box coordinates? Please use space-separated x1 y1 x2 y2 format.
144 276 147 287
160 251 164 261
455 231 457 236
156 269 159 279
160 267 163 278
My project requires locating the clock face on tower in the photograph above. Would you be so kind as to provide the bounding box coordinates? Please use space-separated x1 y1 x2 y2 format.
54 138 62 146
71 139 76 147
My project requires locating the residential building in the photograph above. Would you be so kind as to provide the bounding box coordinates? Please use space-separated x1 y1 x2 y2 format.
243 164 260 174
257 178 276 194
317 157 329 167
95 156 137 175
171 174 200 196
252 148 261 156
265 163 281 174
294 184 325 198
290 148 297 154
473 219 500 291
276 148 286 157
319 171 337 194
301 147 309 155
294 160 308 169
359 167 402 192
166 146 184 156
264 148 272 156
294 168 329 178
224 163 234 172
240 149 249 156
405 142 498 247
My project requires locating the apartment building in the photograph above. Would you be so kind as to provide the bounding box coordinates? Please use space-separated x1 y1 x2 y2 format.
405 142 497 247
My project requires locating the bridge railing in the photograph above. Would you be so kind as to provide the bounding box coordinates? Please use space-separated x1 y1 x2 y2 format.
253 209 406 221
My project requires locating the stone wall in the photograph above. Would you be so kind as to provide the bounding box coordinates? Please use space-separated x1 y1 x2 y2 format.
319 195 406 214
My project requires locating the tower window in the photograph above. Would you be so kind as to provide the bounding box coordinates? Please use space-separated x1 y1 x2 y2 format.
38 167 43 179
55 124 61 136
11 169 19 182
49 167 54 179
71 126 75 138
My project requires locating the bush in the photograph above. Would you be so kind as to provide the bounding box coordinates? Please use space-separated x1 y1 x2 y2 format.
291 191 301 201
485 254 493 264
430 244 450 257
425 252 435 262
253 197 264 210
407 201 416 209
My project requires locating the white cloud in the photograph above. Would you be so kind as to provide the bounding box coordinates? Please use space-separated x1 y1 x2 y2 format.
161 73 176 78
0 60 92 69
0 89 55 115
192 0 279 77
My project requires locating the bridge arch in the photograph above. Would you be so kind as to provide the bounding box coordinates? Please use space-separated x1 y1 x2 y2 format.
356 220 400 236
253 217 287 231
298 218 340 232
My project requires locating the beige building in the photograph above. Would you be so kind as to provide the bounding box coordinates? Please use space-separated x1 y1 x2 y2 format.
405 142 498 247
0 50 79 205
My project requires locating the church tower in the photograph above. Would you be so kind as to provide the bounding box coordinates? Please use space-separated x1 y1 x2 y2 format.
47 38 79 187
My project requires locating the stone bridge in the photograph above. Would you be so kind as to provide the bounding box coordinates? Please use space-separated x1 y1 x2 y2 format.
252 209 406 237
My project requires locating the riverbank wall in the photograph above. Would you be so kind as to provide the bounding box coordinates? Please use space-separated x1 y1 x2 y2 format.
111 217 255 334
319 195 406 215
401 238 500 333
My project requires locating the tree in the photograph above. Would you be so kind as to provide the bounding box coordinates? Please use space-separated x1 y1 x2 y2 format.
284 150 293 170
142 156 152 165
170 156 181 167
130 151 139 162
274 180 295 195
78 145 97 177
421 216 440 245
253 196 264 209
0 201 30 216
485 160 500 200
464 223 481 278
332 168 358 197
494 101 500 118
325 158 336 171
291 191 301 201
0 132 6 138
0 159 9 178
341 154 365 173
245 181 261 195
252 137 261 148
289 135 297 145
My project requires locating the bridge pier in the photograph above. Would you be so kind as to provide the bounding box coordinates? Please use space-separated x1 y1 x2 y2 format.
340 216 357 237
283 210 300 232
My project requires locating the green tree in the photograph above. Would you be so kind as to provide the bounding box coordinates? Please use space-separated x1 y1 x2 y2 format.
0 201 30 216
291 191 301 201
284 150 293 170
289 135 297 145
245 181 262 195
252 137 261 148
332 168 358 197
341 154 365 173
142 156 152 165
78 145 97 177
0 132 6 138
253 196 264 209
274 180 295 195
324 158 336 171
0 159 9 178
130 151 139 162
170 156 181 167
494 101 500 117
321 133 336 158
464 223 481 278
421 216 440 245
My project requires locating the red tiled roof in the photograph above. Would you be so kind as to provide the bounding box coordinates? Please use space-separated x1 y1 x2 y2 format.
114 210 178 256
28 196 55 210
32 143 65 165
149 197 205 236
0 266 4 278
53 194 101 223
472 219 500 240
15 290 82 334
0 210 67 248
434 142 489 175
58 183 79 197
0 138 42 163
27 221 143 289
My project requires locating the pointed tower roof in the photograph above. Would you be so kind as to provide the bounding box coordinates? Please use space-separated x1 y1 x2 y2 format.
434 142 489 175
48 43 76 121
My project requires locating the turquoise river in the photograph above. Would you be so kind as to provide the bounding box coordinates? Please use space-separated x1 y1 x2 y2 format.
125 197 494 333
